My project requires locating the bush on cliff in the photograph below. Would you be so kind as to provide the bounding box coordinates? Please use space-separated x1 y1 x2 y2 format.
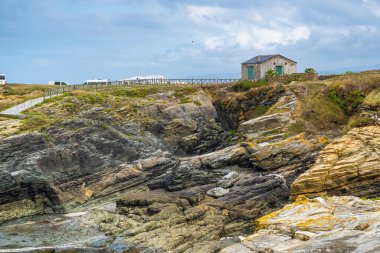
231 80 267 92
328 87 366 114
305 67 316 74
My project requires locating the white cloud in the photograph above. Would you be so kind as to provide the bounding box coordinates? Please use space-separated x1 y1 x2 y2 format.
363 0 380 17
186 5 227 23
185 4 311 51
204 37 225 50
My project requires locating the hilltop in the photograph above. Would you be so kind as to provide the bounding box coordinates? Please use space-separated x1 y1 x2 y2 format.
0 71 379 252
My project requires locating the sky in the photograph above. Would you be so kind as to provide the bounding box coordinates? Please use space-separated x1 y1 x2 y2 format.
0 0 380 84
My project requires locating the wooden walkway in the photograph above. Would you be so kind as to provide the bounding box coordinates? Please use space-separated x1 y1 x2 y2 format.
1 78 240 118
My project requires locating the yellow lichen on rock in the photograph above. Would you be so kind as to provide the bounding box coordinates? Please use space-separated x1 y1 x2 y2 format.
291 126 380 198
80 182 94 198
223 195 380 252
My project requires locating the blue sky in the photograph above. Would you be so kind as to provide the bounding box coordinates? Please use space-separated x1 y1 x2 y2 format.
0 0 380 84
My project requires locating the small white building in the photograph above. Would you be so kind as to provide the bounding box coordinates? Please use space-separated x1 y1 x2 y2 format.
241 54 297 80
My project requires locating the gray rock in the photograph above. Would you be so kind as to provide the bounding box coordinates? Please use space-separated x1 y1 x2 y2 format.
217 171 239 188
207 187 230 198
238 113 292 133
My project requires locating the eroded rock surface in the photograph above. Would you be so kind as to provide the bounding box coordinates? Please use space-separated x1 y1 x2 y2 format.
291 126 380 198
221 196 380 253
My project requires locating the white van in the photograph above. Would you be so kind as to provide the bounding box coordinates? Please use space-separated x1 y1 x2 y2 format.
48 81 69 85
0 73 7 85
84 79 110 85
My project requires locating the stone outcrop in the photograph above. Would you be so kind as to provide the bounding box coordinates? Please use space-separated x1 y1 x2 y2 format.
238 112 292 133
221 196 380 253
2 80 380 252
291 126 380 198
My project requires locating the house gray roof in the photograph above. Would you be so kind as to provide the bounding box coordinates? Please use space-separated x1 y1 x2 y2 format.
242 54 297 64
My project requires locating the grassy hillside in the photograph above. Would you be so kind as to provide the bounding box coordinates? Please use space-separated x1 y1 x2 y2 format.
0 84 56 111
222 70 380 136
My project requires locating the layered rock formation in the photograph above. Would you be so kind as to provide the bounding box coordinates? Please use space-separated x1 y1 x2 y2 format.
291 126 380 198
1 74 380 252
221 195 380 253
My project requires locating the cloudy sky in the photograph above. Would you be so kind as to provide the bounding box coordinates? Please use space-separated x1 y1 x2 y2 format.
0 0 379 83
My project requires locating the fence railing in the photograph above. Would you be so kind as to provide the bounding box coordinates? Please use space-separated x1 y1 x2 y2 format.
44 78 240 98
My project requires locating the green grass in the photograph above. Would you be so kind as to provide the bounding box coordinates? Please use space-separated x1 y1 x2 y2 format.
363 88 380 107
231 80 267 92
245 105 270 119
292 83 347 132
328 87 366 114
19 112 61 132
112 87 159 97
346 115 373 130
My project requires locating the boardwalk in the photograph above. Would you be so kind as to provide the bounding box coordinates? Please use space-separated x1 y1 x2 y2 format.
0 97 44 117
0 95 59 118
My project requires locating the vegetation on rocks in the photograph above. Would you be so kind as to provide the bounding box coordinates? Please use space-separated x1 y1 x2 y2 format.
230 80 267 92
304 67 316 73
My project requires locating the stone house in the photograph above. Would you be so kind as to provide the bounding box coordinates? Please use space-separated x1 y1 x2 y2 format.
241 54 297 80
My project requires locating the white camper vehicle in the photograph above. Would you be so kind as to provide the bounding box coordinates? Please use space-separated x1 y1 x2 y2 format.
48 81 69 85
84 79 110 85
0 73 7 85
119 75 165 84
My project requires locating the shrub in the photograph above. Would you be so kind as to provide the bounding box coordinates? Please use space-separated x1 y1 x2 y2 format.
305 67 316 74
328 87 365 114
231 80 267 92
347 116 372 129
113 87 159 97
1 86 21 96
344 71 354 75
246 105 270 119
265 69 276 78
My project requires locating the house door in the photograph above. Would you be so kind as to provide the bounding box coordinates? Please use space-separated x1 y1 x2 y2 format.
247 66 254 79
275 66 283 75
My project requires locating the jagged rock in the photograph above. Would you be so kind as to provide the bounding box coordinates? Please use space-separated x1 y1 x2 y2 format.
206 187 229 197
217 171 239 188
0 120 166 223
165 145 249 191
251 133 327 186
291 126 380 198
294 231 316 241
238 112 292 133
213 84 286 130
221 196 380 253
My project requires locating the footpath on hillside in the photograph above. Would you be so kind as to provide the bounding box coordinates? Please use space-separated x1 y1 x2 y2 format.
0 96 46 117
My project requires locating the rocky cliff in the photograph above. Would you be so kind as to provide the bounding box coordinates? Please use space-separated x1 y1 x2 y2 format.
0 72 380 252
291 126 380 198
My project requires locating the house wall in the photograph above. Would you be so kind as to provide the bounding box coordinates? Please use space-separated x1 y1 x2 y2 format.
241 64 261 80
258 55 297 79
242 55 297 80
